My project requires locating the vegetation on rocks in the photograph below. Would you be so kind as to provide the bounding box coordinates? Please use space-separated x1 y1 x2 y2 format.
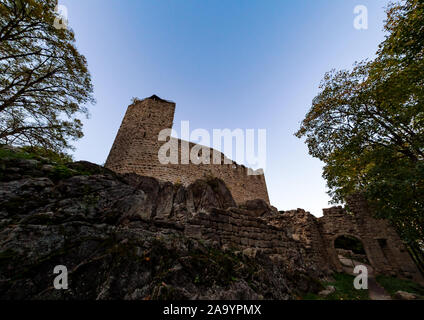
302 273 370 301
376 275 424 299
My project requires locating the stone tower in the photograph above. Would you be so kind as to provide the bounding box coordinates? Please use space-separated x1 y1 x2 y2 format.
105 95 270 204
105 95 176 178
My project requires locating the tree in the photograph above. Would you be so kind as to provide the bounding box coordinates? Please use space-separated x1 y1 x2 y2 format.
295 0 424 255
0 0 94 152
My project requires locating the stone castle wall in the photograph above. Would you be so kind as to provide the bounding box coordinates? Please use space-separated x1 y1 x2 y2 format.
183 197 423 284
105 95 270 204
318 194 423 283
183 206 326 278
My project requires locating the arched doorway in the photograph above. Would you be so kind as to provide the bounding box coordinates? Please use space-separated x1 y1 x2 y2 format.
334 235 370 271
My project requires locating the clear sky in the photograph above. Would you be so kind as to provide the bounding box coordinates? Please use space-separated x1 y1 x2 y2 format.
62 0 391 216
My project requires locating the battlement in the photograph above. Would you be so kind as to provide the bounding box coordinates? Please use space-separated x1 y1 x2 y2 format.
105 95 270 204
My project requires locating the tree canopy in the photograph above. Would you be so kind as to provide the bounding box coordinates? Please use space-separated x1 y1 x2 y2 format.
296 0 424 249
0 0 94 151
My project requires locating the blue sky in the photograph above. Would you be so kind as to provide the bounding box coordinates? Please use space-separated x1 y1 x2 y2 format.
63 0 390 216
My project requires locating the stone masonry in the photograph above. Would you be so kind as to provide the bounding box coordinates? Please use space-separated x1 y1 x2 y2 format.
183 193 424 285
318 194 423 283
105 95 269 204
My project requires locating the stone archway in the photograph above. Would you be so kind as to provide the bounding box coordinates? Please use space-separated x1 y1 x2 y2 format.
332 234 395 300
333 235 370 272
318 196 424 285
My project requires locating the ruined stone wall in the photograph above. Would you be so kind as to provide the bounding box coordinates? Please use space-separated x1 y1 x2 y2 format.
183 206 331 278
275 209 334 276
105 96 269 204
318 194 424 284
189 197 424 284
185 194 423 284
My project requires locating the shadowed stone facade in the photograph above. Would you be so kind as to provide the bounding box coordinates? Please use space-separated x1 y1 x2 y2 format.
318 194 423 284
184 193 423 285
105 95 269 204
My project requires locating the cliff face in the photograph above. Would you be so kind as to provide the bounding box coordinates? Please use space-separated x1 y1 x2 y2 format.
0 153 325 300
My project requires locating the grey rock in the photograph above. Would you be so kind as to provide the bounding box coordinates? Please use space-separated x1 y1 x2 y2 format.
0 158 323 300
394 290 417 300
318 285 336 296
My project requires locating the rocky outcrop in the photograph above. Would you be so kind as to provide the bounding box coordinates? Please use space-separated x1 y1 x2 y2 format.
0 155 324 300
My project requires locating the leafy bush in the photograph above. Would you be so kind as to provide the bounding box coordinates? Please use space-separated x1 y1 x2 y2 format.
0 144 72 164
21 146 73 164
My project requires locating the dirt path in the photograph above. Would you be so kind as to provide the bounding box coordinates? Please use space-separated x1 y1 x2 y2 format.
368 277 392 300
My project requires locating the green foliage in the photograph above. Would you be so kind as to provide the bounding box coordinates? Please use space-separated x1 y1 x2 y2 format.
0 144 71 163
0 145 33 160
295 0 424 246
304 274 424 300
49 163 75 180
303 273 369 300
0 0 95 152
21 145 72 163
187 247 245 287
0 145 96 182
376 275 424 299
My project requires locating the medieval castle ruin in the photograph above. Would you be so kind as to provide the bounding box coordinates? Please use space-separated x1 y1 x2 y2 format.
105 95 424 285
105 95 269 204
